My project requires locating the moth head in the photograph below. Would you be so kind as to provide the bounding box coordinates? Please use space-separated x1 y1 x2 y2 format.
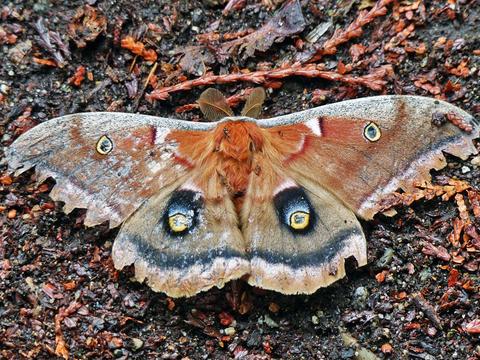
96 135 113 155
274 186 315 234
213 121 264 160
363 122 381 142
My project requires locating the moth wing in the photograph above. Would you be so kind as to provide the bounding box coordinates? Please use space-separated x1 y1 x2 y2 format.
260 96 478 219
6 113 215 227
112 176 249 298
241 158 366 295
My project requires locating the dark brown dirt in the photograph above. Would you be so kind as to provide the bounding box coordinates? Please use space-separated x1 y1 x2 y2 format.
0 0 479 359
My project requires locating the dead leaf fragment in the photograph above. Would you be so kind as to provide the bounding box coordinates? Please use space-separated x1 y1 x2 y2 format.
68 65 86 87
32 57 57 67
68 5 107 48
121 36 158 62
411 292 443 330
464 319 480 334
8 40 32 63
445 59 470 78
178 0 305 74
381 343 393 354
349 43 367 61
447 268 459 287
55 302 82 359
219 311 234 326
467 190 480 219
375 270 388 283
229 0 306 57
448 217 465 247
166 297 175 311
422 242 451 262
446 112 473 133
33 18 70 68
0 174 13 185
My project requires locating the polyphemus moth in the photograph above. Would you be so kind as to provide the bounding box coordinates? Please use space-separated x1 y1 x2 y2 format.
6 88 478 298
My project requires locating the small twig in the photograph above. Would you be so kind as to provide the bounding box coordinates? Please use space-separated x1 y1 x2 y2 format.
411 292 443 330
144 61 158 88
132 62 159 112
128 55 138 73
147 64 392 101
223 0 247 15
55 301 82 359
306 0 394 63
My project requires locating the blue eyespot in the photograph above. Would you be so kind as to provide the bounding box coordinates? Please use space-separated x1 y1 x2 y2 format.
96 135 113 154
163 190 203 236
273 187 315 234
363 122 381 142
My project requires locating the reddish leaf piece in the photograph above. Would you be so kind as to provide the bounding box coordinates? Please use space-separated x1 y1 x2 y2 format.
467 190 480 219
223 0 306 58
447 112 473 133
304 0 394 62
68 5 107 48
68 65 86 87
411 292 443 330
178 0 305 74
447 268 459 287
121 36 157 62
55 301 82 359
381 343 393 354
448 217 465 247
219 311 234 326
464 319 480 334
422 243 451 262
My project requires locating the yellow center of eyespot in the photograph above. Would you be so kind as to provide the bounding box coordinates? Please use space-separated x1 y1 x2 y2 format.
96 135 113 155
168 214 190 232
363 122 381 142
289 211 310 230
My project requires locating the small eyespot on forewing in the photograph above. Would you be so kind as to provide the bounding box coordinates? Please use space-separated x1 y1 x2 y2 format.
363 122 381 142
96 135 113 154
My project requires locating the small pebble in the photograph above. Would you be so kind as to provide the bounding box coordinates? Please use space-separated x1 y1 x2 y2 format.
461 165 470 173
0 84 9 95
191 9 203 25
376 248 395 268
224 327 236 336
131 338 143 351
353 286 369 309
268 302 280 313
471 155 480 166
261 314 279 328
419 268 432 282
